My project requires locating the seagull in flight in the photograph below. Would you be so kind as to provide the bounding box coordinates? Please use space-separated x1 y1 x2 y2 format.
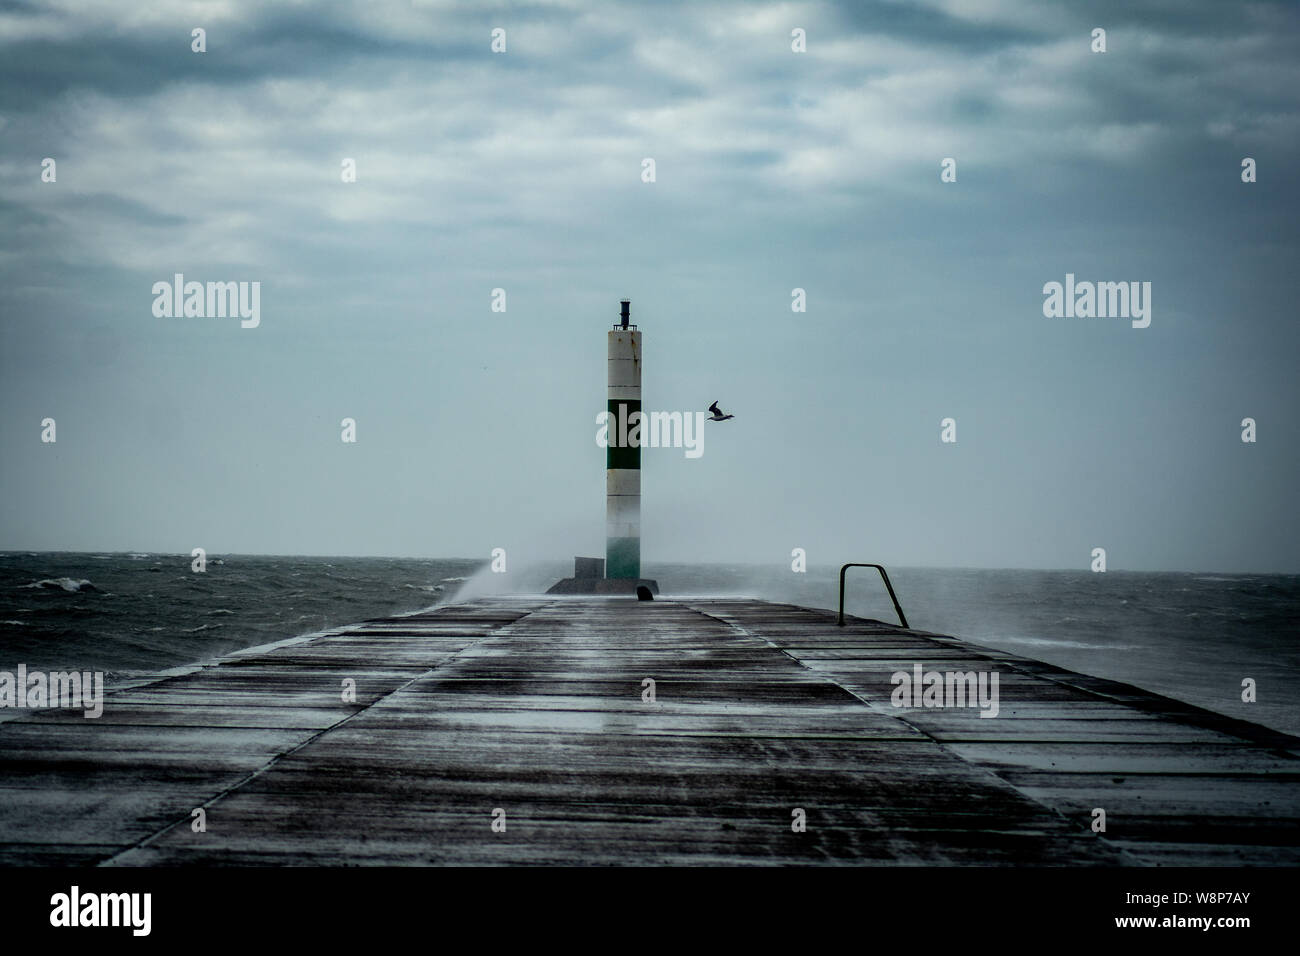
707 401 735 422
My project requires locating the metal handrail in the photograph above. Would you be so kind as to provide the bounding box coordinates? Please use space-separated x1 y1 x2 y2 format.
837 563 909 628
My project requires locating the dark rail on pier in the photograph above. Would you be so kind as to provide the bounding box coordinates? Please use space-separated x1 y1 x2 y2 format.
838 562 908 628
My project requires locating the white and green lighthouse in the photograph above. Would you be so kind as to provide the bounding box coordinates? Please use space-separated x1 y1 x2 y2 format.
547 299 657 596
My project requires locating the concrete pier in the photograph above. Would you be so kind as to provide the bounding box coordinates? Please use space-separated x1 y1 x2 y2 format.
0 597 1296 866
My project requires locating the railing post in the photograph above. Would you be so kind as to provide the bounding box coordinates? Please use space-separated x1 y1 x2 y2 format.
837 563 909 629
838 564 848 626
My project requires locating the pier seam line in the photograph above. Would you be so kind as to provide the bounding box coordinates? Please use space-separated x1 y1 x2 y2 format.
97 600 548 866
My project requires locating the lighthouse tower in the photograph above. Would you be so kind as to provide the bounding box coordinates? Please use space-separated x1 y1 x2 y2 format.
546 299 658 596
606 300 641 579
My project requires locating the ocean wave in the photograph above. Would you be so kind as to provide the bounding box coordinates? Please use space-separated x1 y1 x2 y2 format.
206 608 235 616
2 620 27 627
1000 636 1142 651
442 576 470 582
21 578 99 593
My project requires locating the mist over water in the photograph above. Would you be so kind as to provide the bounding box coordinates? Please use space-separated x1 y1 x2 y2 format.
2 553 1296 736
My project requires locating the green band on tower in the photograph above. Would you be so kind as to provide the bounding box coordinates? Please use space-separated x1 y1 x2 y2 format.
605 399 642 471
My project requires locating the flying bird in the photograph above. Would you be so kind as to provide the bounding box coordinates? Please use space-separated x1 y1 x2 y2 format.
707 401 735 422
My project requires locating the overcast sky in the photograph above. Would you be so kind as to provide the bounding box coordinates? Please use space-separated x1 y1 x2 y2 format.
1 0 1297 572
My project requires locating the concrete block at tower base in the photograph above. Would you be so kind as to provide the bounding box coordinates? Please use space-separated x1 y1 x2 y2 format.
573 557 605 579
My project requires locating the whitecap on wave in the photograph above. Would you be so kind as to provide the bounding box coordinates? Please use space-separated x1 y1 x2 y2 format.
21 578 98 593
1000 636 1141 651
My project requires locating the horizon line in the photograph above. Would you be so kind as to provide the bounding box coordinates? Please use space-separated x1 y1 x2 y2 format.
0 550 1294 577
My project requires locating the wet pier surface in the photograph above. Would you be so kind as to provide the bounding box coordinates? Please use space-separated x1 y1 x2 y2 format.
1 597 1297 866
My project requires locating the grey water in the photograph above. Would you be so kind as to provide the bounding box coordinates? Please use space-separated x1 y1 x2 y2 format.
2 553 1296 736
0 553 480 674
